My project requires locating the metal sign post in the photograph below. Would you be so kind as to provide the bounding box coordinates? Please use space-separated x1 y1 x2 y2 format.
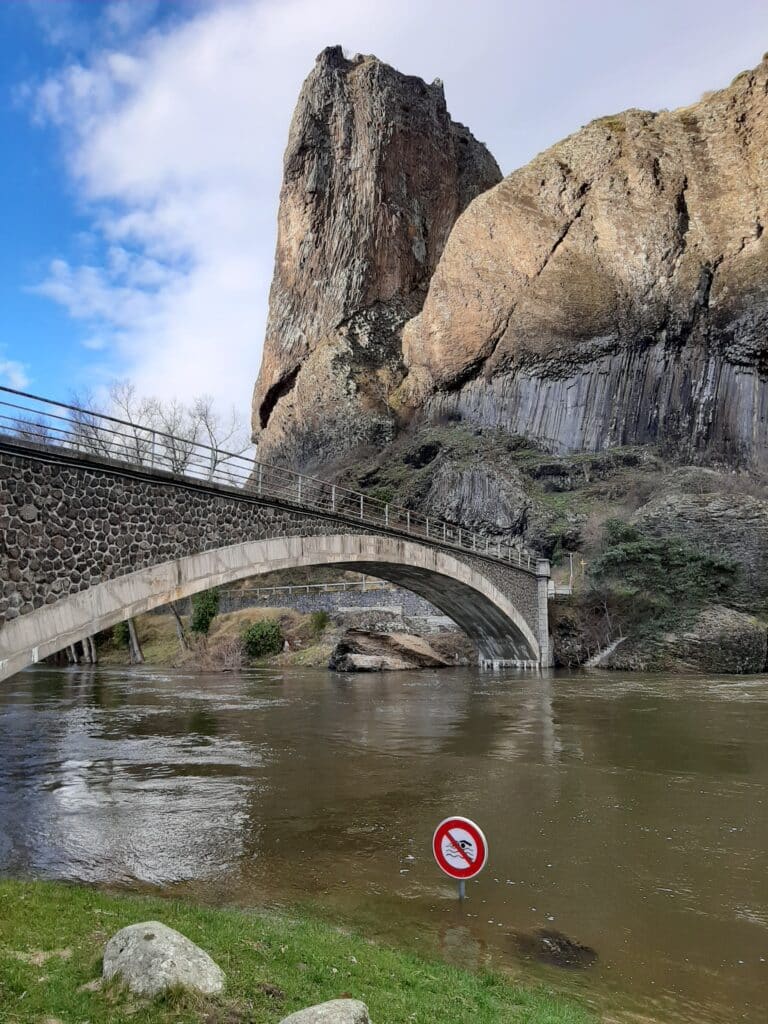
432 816 488 901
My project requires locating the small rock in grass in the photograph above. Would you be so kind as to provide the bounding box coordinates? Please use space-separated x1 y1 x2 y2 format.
279 999 371 1024
102 921 225 997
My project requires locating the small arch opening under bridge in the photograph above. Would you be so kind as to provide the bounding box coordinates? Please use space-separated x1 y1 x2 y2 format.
0 534 542 681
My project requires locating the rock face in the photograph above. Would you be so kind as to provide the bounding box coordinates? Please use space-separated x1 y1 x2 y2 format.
252 45 501 470
601 606 767 673
398 57 768 469
254 49 768 481
102 921 225 996
631 483 768 601
662 606 767 673
279 1000 371 1024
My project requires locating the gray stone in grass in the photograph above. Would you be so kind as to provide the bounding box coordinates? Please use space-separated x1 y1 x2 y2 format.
102 921 224 996
279 999 371 1024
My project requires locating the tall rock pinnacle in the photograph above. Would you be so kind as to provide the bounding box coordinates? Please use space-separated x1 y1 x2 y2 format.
251 46 501 469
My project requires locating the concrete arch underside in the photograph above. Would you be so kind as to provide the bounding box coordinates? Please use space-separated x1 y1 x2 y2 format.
0 534 541 682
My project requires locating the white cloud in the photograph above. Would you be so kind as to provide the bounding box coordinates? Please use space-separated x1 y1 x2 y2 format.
27 0 768 420
0 353 30 391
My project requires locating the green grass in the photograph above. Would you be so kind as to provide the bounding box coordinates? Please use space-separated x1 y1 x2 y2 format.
0 881 596 1024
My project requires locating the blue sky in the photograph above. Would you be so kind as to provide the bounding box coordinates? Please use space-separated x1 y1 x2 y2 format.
1 0 767 418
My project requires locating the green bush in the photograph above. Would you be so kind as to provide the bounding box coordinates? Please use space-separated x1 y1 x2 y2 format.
242 619 283 658
112 621 129 647
190 588 220 635
310 610 330 636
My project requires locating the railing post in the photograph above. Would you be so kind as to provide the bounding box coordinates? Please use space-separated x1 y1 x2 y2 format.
497 540 501 557
150 430 156 470
443 523 446 542
426 517 430 539
360 493 364 520
297 474 302 503
485 537 489 553
458 527 462 547
257 464 263 497
385 504 389 527
472 533 476 551
331 484 336 512
406 510 410 533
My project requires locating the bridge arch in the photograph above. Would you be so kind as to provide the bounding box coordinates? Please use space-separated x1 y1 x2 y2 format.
0 534 540 681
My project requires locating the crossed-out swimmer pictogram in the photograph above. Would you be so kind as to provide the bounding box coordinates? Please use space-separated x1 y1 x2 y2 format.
432 816 488 880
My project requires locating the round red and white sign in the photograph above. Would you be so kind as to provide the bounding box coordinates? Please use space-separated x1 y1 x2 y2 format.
432 816 488 880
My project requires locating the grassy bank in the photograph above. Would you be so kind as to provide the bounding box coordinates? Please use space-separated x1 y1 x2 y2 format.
95 607 335 671
0 881 596 1024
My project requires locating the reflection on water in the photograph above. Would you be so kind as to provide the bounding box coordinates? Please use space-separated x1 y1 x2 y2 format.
1 665 766 1022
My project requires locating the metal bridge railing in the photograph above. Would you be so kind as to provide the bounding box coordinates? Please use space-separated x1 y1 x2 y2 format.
0 386 538 570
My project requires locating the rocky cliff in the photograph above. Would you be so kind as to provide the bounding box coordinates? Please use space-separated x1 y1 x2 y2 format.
256 50 768 475
251 46 501 469
398 57 768 469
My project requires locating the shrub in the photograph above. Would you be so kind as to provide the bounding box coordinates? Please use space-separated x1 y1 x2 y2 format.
190 588 220 635
242 619 283 658
310 610 330 637
112 621 129 647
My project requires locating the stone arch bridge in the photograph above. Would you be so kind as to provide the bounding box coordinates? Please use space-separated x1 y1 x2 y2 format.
0 392 552 682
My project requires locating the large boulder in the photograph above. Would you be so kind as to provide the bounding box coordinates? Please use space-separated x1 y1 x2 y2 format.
329 628 450 672
102 921 225 996
601 605 767 673
279 1000 371 1024
661 605 767 673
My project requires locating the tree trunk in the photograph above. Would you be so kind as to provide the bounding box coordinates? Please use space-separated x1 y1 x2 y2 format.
169 602 189 651
127 617 144 665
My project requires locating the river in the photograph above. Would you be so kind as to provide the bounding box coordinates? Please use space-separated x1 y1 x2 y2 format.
0 664 766 1022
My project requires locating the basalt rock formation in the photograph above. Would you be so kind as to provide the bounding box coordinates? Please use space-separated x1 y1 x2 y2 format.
254 51 768 474
398 57 768 469
252 50 768 672
252 46 501 469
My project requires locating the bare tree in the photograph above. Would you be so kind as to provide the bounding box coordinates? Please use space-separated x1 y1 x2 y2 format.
62 380 253 484
169 602 189 651
126 617 144 665
154 398 199 474
68 390 114 458
108 380 160 465
13 414 55 445
191 395 252 481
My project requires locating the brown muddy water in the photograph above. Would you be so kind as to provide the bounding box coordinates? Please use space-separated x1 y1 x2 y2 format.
0 665 766 1022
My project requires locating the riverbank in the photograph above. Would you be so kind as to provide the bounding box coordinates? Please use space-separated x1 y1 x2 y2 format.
92 607 474 673
0 880 595 1024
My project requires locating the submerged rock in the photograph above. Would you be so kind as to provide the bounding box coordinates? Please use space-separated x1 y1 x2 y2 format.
102 921 225 996
512 928 597 970
279 1000 371 1024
